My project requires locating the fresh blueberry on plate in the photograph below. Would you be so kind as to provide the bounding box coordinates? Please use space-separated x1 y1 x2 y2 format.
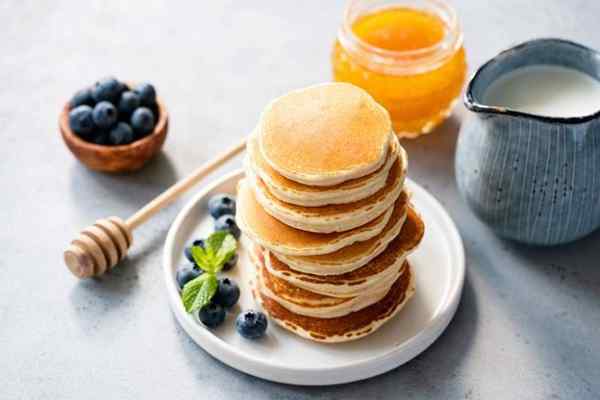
134 82 156 106
198 303 226 328
221 253 238 272
176 264 203 290
91 76 122 103
184 239 206 264
214 215 241 239
208 194 236 219
109 122 134 145
92 101 118 129
130 107 155 136
213 278 240 309
69 87 94 108
236 310 268 339
118 91 141 116
68 105 95 138
192 239 206 248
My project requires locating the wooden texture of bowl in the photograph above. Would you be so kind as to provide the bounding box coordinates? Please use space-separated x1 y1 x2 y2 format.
59 99 169 173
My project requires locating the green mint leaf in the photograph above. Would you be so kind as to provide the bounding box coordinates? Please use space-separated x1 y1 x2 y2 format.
181 274 210 312
191 245 213 273
190 274 218 313
192 231 237 274
206 230 229 254
213 234 237 273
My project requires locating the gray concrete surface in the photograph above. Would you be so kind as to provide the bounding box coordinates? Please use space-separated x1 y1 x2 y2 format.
2 1 599 399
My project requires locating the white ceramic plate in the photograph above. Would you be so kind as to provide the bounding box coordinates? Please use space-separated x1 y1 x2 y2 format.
163 169 465 386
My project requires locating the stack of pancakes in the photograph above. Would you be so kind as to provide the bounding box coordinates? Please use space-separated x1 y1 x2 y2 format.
237 83 425 343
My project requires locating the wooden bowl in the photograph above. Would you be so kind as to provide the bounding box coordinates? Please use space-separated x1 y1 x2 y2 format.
59 98 169 173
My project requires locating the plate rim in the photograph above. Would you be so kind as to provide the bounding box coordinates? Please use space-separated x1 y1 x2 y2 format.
163 168 465 385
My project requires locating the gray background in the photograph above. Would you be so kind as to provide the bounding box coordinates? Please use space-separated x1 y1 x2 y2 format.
2 1 599 399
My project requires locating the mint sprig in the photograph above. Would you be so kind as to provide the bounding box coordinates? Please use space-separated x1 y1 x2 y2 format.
181 274 218 313
181 231 237 313
191 231 237 274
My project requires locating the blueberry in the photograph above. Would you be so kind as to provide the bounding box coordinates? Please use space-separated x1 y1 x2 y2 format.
184 239 206 264
213 278 240 309
134 82 156 106
117 81 129 95
130 107 155 136
149 102 160 121
236 310 267 339
92 101 118 129
92 130 110 145
118 91 141 116
222 253 238 272
193 239 206 247
214 215 241 239
208 194 236 219
69 87 94 108
91 76 123 103
68 105 95 138
108 122 134 145
198 303 226 328
176 264 203 290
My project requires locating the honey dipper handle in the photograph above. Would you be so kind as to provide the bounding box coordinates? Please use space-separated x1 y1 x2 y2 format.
126 138 247 230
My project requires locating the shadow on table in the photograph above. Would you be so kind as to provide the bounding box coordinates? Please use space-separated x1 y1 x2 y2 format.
469 230 600 396
400 114 462 188
68 151 179 210
67 223 169 327
502 227 600 297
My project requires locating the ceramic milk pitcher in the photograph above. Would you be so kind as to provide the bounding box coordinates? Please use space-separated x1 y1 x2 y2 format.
456 38 600 245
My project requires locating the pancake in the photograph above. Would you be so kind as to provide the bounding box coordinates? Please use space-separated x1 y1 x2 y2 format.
256 264 416 343
247 131 405 207
275 192 411 275
249 152 405 233
264 207 424 297
236 179 393 256
262 245 407 298
258 83 392 186
255 260 402 319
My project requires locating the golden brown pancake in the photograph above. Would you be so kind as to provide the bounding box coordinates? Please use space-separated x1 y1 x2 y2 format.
249 154 405 233
254 252 351 309
254 258 402 319
275 192 411 274
265 206 424 297
258 83 392 186
246 132 404 207
236 179 393 256
256 264 415 343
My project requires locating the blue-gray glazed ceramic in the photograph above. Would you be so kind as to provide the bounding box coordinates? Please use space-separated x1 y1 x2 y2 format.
456 38 600 246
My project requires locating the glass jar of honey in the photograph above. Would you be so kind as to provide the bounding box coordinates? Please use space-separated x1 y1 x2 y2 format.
332 0 466 137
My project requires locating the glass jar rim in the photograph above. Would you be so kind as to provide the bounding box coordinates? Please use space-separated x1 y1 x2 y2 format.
338 0 463 74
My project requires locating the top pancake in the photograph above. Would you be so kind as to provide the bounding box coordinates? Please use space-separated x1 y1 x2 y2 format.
247 131 404 207
258 83 392 186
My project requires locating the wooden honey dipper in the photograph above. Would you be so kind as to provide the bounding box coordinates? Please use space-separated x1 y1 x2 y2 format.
64 139 246 278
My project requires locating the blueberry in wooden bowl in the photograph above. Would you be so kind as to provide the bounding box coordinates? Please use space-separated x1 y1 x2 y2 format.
59 77 169 173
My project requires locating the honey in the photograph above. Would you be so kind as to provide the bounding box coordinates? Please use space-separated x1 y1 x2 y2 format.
333 0 467 137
